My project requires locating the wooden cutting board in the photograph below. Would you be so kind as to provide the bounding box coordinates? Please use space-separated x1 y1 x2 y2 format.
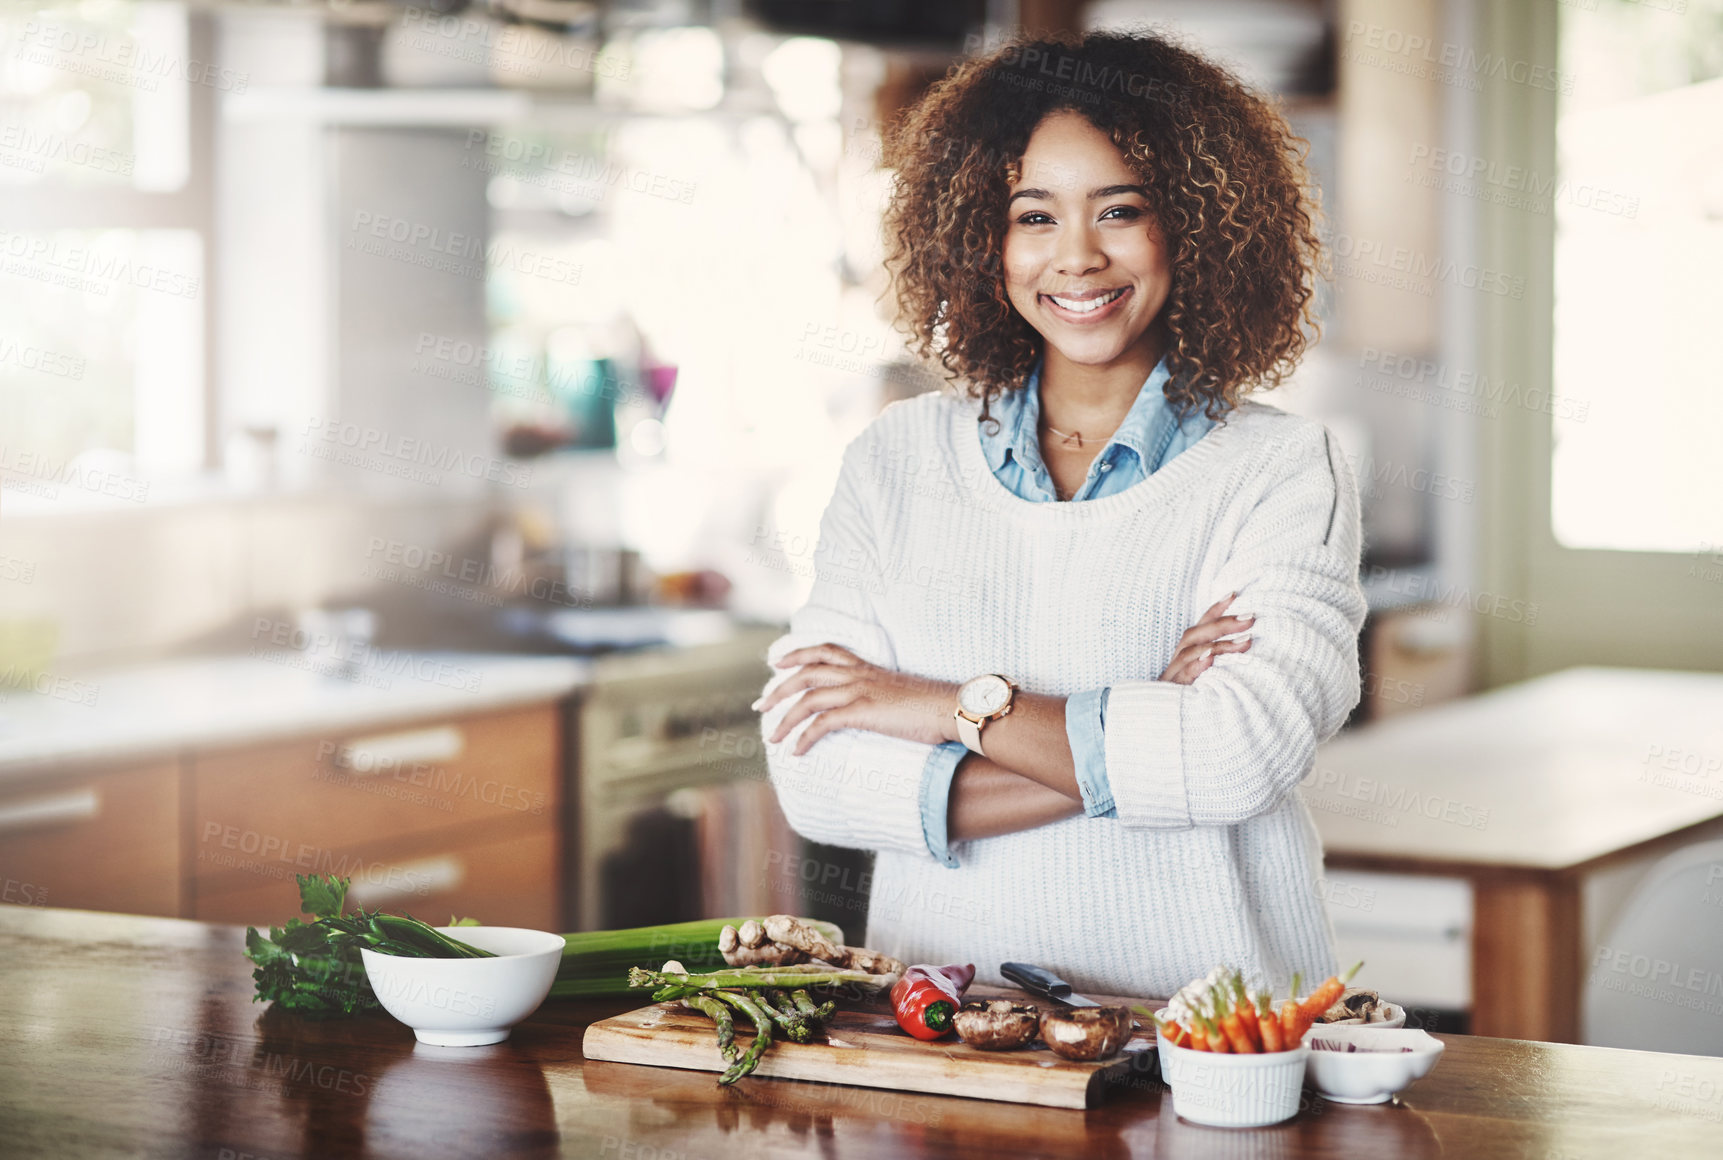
581 985 1161 1109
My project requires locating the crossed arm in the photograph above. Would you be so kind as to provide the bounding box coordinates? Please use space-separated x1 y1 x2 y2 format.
756 596 1250 842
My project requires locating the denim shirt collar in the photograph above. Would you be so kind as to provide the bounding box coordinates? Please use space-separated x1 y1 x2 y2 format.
980 354 1182 480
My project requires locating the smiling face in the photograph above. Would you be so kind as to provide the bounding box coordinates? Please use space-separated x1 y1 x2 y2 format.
1003 110 1173 378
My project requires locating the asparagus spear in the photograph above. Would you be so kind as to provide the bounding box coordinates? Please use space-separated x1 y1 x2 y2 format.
680 993 738 1061
710 990 775 1085
627 965 889 993
758 990 815 1043
651 983 741 1061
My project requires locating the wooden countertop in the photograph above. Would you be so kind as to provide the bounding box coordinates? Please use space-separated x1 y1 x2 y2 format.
6 906 1723 1159
1306 666 1723 871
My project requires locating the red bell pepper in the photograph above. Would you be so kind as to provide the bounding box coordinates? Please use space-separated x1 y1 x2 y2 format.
890 963 975 1040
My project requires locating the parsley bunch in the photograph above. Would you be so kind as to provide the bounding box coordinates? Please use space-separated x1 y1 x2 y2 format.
243 874 490 1018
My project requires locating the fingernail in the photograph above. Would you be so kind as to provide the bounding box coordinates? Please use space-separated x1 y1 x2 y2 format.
750 698 764 711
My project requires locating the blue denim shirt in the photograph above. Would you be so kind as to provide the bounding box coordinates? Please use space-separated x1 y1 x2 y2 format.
919 355 1216 868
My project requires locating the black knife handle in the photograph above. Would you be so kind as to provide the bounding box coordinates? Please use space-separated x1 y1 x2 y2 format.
1001 961 1072 999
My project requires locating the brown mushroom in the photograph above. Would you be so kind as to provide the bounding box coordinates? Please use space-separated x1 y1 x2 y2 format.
953 999 1040 1051
1316 987 1385 1024
1038 1006 1134 1061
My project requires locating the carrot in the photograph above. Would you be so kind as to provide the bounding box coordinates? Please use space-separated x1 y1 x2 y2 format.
1297 960 1365 1022
1212 983 1258 1054
1278 971 1303 1043
1153 1013 1191 1049
1187 1019 1209 1051
1256 991 1285 1053
1205 985 1241 1052
1229 975 1264 1051
1195 1011 1229 1053
1219 1010 1257 1052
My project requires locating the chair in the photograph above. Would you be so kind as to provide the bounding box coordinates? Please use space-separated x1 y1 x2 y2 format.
1583 838 1723 1055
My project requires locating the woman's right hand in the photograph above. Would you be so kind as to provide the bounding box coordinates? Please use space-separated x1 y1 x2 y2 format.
1159 593 1253 684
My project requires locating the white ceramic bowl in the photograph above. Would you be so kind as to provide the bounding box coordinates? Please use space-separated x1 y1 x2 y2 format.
1302 1024 1445 1103
1158 1035 1312 1128
360 926 565 1046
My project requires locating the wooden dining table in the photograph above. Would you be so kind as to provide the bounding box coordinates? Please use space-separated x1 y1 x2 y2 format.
1309 666 1723 1043
4 905 1723 1159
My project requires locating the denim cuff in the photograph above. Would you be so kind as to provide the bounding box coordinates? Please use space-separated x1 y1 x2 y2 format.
1067 687 1117 818
918 741 967 868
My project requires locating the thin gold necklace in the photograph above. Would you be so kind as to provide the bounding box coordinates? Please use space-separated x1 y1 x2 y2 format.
1041 415 1123 449
1042 421 1089 448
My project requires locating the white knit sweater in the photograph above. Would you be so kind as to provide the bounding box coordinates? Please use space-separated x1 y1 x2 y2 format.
758 387 1366 1000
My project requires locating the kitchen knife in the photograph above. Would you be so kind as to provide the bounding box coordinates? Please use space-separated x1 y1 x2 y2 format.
1000 962 1100 1007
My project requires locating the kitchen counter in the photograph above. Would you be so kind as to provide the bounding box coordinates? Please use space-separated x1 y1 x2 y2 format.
0 651 591 779
4 905 1721 1159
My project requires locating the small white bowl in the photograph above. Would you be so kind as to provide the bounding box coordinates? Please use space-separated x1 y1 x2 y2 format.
360 926 564 1046
1158 1036 1312 1128
1302 1025 1445 1103
1310 1000 1406 1029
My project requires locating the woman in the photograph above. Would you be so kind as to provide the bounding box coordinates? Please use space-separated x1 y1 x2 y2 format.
753 31 1365 1000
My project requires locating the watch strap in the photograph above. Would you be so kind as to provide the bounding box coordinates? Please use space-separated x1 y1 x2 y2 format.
956 711 985 756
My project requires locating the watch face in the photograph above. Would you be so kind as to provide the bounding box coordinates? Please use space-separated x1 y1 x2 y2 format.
959 675 1011 716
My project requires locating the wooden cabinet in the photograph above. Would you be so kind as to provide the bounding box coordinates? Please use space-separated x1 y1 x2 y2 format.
192 823 559 930
0 760 181 917
190 702 563 928
0 699 567 929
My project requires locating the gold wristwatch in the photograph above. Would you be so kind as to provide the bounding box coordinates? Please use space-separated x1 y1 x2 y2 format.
954 674 1018 757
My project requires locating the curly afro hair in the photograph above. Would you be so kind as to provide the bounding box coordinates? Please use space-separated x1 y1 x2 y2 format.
881 29 1324 423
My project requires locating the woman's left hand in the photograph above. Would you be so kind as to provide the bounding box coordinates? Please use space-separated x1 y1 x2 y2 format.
754 643 959 755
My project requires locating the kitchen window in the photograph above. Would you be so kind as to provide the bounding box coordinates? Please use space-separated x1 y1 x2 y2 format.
1475 0 1723 680
1549 0 1723 553
0 4 210 502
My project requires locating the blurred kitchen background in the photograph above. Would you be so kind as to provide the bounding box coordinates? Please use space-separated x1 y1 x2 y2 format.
2 0 1720 1054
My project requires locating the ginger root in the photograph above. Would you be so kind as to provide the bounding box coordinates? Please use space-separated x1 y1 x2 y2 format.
763 914 843 963
835 946 905 977
721 942 809 967
719 915 901 973
718 922 808 967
